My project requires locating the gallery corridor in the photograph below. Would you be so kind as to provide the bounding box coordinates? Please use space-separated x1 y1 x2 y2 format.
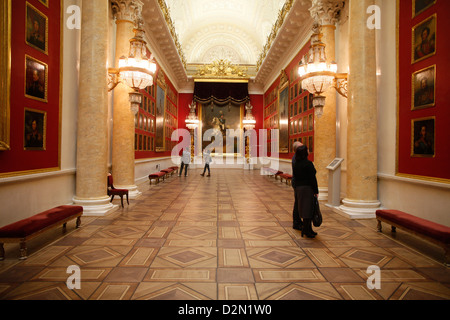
0 169 449 300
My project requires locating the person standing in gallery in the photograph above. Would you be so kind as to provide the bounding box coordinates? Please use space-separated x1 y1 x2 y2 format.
293 145 319 238
179 147 191 177
200 149 212 177
291 140 303 230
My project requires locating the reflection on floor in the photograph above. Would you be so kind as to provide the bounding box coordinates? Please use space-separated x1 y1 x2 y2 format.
0 169 449 300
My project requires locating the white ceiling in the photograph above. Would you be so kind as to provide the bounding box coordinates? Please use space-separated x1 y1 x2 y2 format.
163 0 286 65
142 0 314 91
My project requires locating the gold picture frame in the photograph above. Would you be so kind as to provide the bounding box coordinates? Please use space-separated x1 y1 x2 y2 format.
411 116 435 157
26 2 48 55
413 0 436 18
278 70 289 154
412 64 435 110
155 71 166 152
38 0 49 8
24 108 46 150
0 0 11 151
412 14 436 64
25 54 48 102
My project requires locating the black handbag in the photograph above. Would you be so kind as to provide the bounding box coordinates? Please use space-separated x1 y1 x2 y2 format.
312 196 322 227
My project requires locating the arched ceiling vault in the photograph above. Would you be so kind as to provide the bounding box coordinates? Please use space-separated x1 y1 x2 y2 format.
141 0 314 92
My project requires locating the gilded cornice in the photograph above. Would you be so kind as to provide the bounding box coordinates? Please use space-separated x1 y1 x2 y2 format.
256 0 295 72
156 0 187 70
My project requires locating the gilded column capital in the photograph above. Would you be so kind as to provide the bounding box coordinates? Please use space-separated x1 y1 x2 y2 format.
111 0 143 23
309 0 345 26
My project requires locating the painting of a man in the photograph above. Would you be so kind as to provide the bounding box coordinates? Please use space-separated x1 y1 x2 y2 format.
25 55 47 102
412 65 435 109
413 15 436 63
26 3 47 54
24 109 45 150
412 118 435 157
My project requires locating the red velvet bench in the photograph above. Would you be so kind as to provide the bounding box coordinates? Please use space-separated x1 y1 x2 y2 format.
161 168 174 176
169 166 179 174
148 172 166 184
279 173 293 185
262 167 283 178
0 205 83 260
273 171 284 180
376 209 450 266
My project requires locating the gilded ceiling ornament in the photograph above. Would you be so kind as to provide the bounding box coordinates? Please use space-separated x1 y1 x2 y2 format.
195 59 248 79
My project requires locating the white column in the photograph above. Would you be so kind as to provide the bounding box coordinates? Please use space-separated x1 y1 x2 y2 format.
309 0 345 201
110 0 144 199
339 0 381 218
73 0 117 216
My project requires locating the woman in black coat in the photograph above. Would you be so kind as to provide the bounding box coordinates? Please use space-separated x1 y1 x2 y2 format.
293 145 319 238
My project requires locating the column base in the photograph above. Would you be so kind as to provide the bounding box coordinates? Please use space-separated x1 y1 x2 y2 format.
115 184 142 199
318 187 328 202
72 196 119 217
337 198 381 219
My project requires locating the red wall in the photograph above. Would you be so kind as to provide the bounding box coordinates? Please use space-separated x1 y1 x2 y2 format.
398 0 450 180
263 38 312 161
0 0 61 176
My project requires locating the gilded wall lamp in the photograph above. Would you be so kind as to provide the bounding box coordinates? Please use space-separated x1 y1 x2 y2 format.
185 101 199 161
298 23 348 118
243 102 256 165
108 19 156 114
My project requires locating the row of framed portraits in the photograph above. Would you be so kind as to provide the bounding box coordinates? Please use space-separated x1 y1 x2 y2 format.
290 136 313 154
134 133 179 152
23 1 51 150
410 1 437 158
290 114 313 135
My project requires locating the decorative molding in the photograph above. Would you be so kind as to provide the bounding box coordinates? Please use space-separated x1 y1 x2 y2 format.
279 69 289 87
309 0 345 26
195 59 248 81
111 0 143 23
256 0 295 72
156 0 187 69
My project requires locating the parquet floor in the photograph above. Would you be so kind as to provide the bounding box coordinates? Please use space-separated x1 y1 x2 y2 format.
0 169 449 300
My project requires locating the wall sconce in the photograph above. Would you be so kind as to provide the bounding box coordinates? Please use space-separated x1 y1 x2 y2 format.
108 19 156 114
298 23 348 118
185 101 199 130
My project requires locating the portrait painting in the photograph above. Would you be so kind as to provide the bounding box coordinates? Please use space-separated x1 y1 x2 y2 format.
24 108 46 150
412 14 436 63
278 85 289 153
201 104 242 154
411 117 435 157
412 65 435 110
25 55 47 102
26 2 48 54
413 0 436 17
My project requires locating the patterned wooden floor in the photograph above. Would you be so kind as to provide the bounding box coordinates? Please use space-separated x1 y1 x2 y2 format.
0 169 449 300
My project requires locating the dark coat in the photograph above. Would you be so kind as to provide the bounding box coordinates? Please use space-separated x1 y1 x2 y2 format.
293 158 319 194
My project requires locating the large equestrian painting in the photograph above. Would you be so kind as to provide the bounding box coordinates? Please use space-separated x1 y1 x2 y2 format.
201 104 242 154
